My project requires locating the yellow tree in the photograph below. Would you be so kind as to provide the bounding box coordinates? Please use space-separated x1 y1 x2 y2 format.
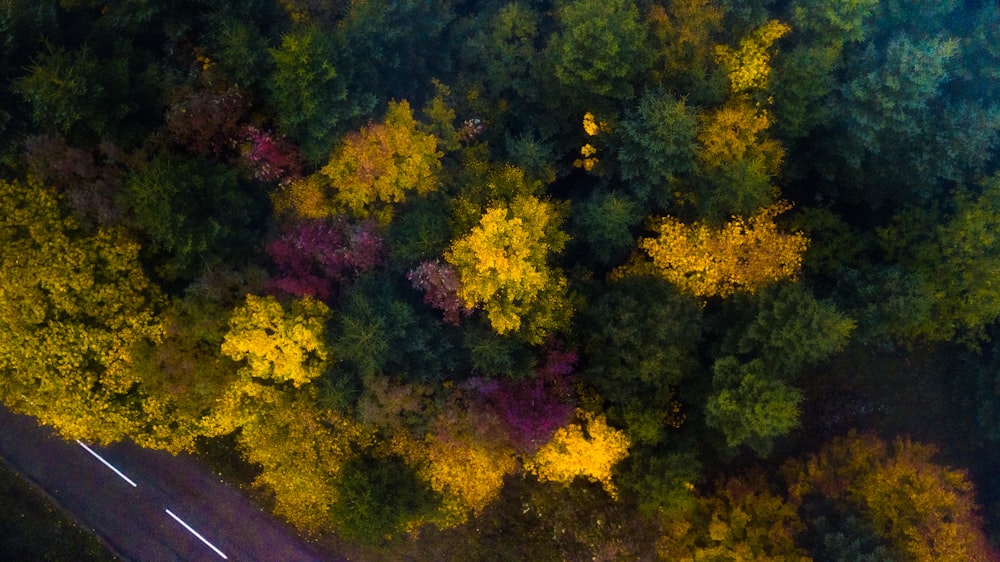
273 100 442 222
715 19 790 97
445 195 571 343
418 410 518 525
221 294 332 387
618 203 808 298
524 410 630 498
0 176 164 443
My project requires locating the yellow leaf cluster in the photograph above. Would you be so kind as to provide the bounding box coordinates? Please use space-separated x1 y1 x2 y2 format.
620 203 808 298
715 19 790 95
420 423 517 523
445 195 570 340
697 103 784 172
575 112 606 171
524 410 630 498
221 294 331 386
0 176 163 445
320 100 441 220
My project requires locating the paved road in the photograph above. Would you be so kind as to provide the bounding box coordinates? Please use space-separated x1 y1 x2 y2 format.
0 405 343 562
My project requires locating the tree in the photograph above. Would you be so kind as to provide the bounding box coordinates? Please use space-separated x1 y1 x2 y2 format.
783 431 998 562
735 283 856 377
525 410 631 498
615 89 699 209
265 218 385 302
127 286 242 453
273 100 442 222
221 294 331 387
267 24 362 163
645 0 726 103
617 202 808 298
446 195 572 343
876 175 1000 342
123 154 266 282
580 276 702 445
658 471 810 561
567 190 643 267
714 19 790 99
321 100 441 221
546 0 654 107
808 30 1000 204
407 260 473 326
706 357 802 455
330 452 440 544
14 42 105 137
693 102 785 218
418 405 519 525
0 176 163 443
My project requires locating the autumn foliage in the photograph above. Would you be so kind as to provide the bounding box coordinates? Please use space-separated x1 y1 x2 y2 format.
619 202 808 298
525 410 631 498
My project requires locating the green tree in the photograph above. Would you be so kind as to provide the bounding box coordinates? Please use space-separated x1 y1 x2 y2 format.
706 356 802 455
875 175 1000 343
330 452 440 544
734 283 856 377
615 89 699 209
14 42 105 137
268 24 363 163
580 276 702 445
546 0 654 107
124 154 266 282
567 190 642 268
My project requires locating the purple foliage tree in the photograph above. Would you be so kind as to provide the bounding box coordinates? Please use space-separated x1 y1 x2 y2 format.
474 346 578 452
407 260 473 325
265 218 385 301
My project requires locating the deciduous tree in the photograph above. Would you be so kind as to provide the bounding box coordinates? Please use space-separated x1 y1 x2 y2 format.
446 195 571 343
618 202 808 298
0 176 163 443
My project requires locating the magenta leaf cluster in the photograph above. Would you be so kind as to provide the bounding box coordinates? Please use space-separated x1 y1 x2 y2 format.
265 218 385 301
474 347 578 452
407 260 473 325
238 125 303 184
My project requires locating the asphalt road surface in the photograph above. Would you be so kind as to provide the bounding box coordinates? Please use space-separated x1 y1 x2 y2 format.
0 405 342 562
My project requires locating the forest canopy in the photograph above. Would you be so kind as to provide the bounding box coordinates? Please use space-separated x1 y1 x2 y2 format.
1 0 999 559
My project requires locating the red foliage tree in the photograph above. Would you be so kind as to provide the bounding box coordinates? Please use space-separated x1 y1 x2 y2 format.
265 218 385 301
238 125 303 184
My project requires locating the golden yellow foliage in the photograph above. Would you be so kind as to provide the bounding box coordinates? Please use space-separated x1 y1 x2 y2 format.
697 103 784 172
221 294 331 387
617 203 808 298
270 175 329 219
0 176 164 444
270 100 440 222
525 410 630 498
445 195 571 342
320 100 441 220
575 112 606 171
420 420 518 523
715 19 790 95
227 385 372 531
